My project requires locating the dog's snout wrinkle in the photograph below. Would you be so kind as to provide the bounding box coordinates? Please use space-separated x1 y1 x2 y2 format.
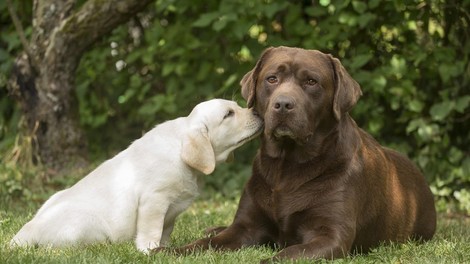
273 95 295 113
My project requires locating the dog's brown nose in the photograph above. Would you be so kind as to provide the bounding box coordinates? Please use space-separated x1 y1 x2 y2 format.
274 95 295 113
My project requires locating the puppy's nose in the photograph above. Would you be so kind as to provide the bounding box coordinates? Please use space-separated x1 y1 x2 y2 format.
273 95 295 113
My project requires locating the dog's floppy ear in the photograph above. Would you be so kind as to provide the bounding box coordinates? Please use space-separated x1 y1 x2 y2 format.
181 126 215 175
328 54 363 120
241 47 274 108
240 69 254 107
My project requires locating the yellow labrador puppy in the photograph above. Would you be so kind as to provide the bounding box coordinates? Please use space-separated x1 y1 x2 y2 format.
10 99 263 253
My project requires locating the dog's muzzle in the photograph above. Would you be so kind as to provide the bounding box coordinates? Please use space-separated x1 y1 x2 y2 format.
273 95 296 114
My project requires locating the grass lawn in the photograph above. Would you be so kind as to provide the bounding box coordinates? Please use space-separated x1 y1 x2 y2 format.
1 194 469 264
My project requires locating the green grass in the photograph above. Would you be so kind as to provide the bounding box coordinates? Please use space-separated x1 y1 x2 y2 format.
1 195 469 264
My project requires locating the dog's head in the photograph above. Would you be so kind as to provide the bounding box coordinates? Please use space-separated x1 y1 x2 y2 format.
240 46 362 155
181 99 263 175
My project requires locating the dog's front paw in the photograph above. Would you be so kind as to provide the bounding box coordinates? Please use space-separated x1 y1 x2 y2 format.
204 226 227 237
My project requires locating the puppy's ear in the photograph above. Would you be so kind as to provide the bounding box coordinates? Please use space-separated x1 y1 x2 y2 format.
181 126 215 175
329 54 363 120
241 47 274 108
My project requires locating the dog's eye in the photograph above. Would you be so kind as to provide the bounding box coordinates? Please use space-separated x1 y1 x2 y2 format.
306 78 317 86
223 109 234 119
266 76 278 84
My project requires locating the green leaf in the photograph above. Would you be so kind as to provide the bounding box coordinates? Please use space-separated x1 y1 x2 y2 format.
222 74 238 90
371 75 387 90
390 87 403 96
430 101 455 121
357 13 376 28
162 63 175 76
406 118 425 134
196 62 212 81
349 53 373 69
118 88 136 104
448 147 463 164
264 2 288 18
192 12 220 28
368 0 381 9
305 6 327 16
130 75 142 88
0 49 9 61
175 62 187 76
455 95 470 113
463 156 470 178
408 99 424 113
138 95 165 116
438 63 463 83
390 55 407 75
232 21 251 40
417 123 440 141
319 0 331 6
338 13 358 26
213 18 228 31
352 1 368 13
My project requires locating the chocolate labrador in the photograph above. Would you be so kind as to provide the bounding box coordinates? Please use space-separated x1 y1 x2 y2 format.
157 46 436 261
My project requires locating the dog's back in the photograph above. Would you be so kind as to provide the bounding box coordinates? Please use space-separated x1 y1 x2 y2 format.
382 147 436 241
353 129 436 251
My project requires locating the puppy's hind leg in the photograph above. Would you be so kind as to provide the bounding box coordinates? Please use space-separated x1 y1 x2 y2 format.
10 221 38 247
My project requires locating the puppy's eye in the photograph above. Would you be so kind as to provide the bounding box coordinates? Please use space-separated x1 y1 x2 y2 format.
306 78 317 86
223 109 234 119
266 76 278 84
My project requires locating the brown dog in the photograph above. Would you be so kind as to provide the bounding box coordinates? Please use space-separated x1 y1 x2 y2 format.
158 46 437 261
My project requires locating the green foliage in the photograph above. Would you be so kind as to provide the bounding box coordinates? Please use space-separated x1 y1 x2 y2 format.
0 0 31 157
0 163 30 201
1 0 469 212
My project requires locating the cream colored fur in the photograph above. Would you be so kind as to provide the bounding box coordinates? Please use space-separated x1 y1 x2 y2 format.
10 99 263 253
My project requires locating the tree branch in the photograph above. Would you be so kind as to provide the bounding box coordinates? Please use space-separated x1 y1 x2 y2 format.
6 0 40 71
53 0 153 56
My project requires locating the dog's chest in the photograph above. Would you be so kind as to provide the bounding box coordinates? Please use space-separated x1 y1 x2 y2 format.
252 160 327 244
256 166 313 221
267 186 307 221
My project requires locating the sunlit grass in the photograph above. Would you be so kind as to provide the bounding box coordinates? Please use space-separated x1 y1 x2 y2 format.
1 195 469 263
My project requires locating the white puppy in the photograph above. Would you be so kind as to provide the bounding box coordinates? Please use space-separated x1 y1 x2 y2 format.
10 99 263 253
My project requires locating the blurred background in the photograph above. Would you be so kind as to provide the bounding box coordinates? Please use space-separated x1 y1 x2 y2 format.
0 0 469 213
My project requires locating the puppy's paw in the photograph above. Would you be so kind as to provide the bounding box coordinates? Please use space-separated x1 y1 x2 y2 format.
136 240 160 254
9 239 19 248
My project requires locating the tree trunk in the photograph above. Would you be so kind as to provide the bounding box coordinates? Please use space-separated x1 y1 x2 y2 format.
8 0 153 173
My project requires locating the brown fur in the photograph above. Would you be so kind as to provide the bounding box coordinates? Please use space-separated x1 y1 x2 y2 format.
157 47 436 261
